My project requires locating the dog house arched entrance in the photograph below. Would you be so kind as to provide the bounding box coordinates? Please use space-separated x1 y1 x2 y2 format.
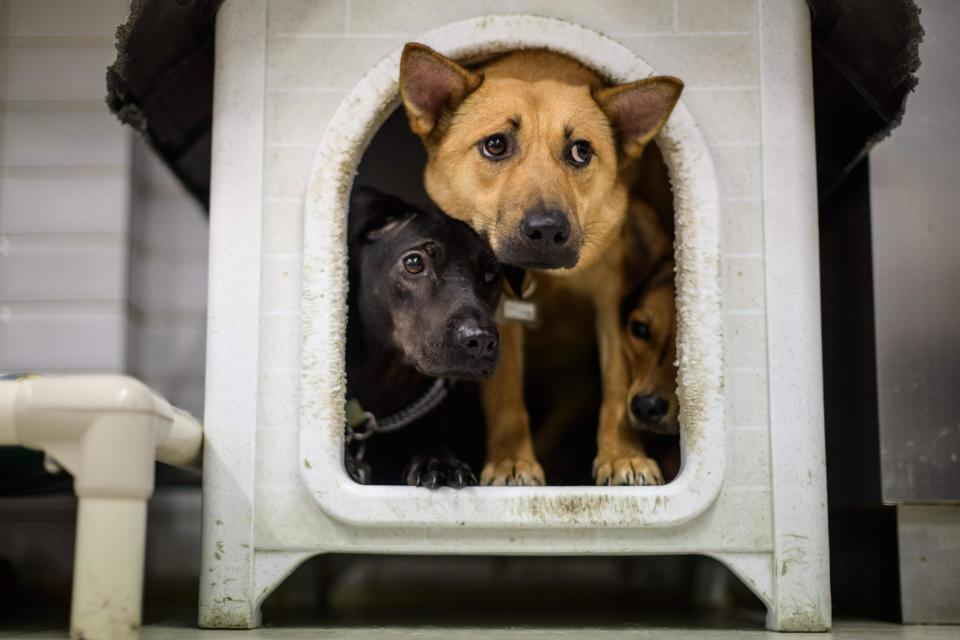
299 15 724 528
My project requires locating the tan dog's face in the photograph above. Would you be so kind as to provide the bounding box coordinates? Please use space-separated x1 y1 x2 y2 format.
623 279 678 435
400 45 682 271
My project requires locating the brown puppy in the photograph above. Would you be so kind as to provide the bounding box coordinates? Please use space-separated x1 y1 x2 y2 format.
620 259 680 485
620 200 677 442
400 44 682 485
622 261 678 438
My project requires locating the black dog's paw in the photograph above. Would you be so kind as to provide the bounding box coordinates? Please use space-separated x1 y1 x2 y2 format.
403 455 477 489
344 453 372 485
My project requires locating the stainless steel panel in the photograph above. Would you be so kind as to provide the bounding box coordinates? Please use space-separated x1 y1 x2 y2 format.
870 0 960 502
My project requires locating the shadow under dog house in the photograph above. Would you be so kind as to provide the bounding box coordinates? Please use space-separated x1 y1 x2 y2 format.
191 1 829 631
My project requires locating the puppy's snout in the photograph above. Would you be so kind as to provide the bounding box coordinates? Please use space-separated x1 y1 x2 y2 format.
630 394 668 424
520 209 570 248
456 318 498 359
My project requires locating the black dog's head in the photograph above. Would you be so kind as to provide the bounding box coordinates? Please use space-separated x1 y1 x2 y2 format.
348 187 502 379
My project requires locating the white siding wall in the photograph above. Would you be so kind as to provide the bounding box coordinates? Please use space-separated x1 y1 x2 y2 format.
0 0 132 372
0 0 209 416
127 141 208 417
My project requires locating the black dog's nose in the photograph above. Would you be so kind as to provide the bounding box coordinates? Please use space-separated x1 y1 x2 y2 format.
630 394 668 423
520 209 570 249
456 319 498 358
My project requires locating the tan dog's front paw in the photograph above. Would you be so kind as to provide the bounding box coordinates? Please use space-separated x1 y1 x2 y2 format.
480 459 545 486
593 455 663 486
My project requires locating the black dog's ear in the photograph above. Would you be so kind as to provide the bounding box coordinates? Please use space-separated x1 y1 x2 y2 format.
400 43 483 139
350 186 418 243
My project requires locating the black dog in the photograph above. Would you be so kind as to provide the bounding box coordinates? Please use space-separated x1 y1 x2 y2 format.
346 187 501 488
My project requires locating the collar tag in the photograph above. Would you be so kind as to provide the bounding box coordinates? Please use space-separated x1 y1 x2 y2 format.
500 268 539 325
502 298 537 323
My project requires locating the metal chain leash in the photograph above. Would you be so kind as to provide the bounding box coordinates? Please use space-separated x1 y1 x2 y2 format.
344 377 454 478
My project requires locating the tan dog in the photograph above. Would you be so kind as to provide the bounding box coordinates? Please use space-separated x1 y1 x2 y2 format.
399 44 682 485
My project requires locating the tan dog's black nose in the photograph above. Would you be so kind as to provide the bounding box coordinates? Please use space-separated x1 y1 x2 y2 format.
520 209 570 249
631 394 668 424
512 208 580 269
456 319 498 358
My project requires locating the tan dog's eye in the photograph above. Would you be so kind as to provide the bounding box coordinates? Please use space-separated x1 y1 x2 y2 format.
630 319 651 341
567 140 592 167
480 134 511 160
402 253 425 274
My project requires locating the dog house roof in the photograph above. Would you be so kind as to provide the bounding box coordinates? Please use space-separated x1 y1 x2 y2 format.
104 0 920 211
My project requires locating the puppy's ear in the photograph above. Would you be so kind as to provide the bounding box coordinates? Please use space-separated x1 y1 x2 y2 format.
594 76 683 158
350 187 416 243
400 43 483 138
363 215 414 241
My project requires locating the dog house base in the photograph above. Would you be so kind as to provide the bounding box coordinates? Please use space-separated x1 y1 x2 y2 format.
200 1 829 632
200 547 823 632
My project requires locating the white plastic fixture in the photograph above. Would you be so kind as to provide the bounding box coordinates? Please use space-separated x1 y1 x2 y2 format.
201 3 830 633
0 375 203 640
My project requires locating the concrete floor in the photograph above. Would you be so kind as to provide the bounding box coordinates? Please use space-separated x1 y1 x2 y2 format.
2 621 958 639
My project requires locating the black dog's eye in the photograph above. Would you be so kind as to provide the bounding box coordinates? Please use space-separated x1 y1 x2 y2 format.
567 140 592 167
630 319 651 341
483 268 499 284
480 134 511 160
402 253 425 274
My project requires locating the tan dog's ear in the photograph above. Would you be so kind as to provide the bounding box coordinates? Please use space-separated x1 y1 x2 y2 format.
594 76 683 158
400 43 483 138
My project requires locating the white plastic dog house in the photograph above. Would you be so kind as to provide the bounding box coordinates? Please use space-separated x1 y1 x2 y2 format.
200 1 829 631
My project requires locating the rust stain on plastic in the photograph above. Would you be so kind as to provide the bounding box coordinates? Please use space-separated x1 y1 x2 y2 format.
522 494 648 525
